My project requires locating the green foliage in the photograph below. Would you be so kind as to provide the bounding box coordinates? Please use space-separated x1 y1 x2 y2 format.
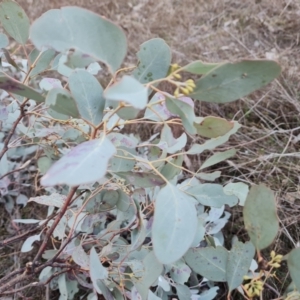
0 72 44 101
152 184 198 264
0 1 295 300
0 32 9 48
288 248 300 292
191 60 281 103
69 69 105 125
133 38 171 84
30 7 127 73
0 0 30 44
243 184 279 250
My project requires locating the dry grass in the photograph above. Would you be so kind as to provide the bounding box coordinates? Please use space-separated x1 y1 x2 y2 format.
2 0 300 298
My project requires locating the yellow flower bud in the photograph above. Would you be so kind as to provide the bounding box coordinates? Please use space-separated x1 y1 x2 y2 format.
186 79 196 88
253 287 261 296
174 88 180 98
173 73 182 80
271 262 281 268
275 254 283 261
270 250 276 258
180 87 190 95
186 85 194 92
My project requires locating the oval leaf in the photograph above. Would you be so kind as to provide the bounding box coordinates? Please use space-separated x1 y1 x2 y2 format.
226 241 255 292
30 7 127 73
195 116 234 138
133 38 171 84
176 284 191 300
166 97 196 134
110 148 136 172
0 72 45 102
72 245 90 270
187 121 241 155
200 149 236 170
0 32 9 48
243 184 279 250
170 260 191 284
117 171 165 188
184 246 228 282
288 248 300 292
182 61 220 75
89 247 108 294
45 88 79 118
41 137 116 186
104 75 148 109
28 193 66 208
69 69 105 125
21 234 41 252
191 60 281 103
223 182 249 206
29 48 56 77
39 78 63 91
187 184 238 208
0 0 30 44
152 184 198 264
131 251 163 300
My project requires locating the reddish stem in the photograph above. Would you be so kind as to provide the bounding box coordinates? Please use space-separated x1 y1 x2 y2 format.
32 186 78 267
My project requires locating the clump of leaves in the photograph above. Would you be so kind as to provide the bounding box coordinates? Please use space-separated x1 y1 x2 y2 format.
0 1 298 299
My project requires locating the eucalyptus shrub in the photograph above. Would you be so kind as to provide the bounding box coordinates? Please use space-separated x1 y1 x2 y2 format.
0 1 299 299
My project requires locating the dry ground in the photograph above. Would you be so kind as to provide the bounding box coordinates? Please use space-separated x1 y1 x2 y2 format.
2 0 300 298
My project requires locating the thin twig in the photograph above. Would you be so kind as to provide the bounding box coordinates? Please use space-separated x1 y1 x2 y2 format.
31 186 78 267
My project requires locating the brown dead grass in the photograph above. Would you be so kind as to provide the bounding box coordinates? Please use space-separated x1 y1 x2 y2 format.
2 0 300 298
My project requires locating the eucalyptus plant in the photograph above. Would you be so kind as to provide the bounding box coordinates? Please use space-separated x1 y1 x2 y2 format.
0 1 299 299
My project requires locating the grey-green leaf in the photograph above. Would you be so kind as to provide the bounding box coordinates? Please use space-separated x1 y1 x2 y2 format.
117 171 165 188
187 184 238 208
160 155 184 180
223 182 249 206
0 33 9 48
96 280 114 300
198 287 219 300
45 88 79 118
89 247 108 294
0 72 45 102
110 147 136 172
194 116 234 138
30 7 127 73
184 246 228 281
191 60 281 103
72 245 90 270
41 137 116 186
132 251 163 300
226 241 255 292
69 69 105 125
28 193 65 208
288 248 300 293
170 260 191 284
165 97 196 134
152 184 198 264
176 284 191 300
243 184 279 250
133 38 171 84
29 48 56 77
200 149 236 170
0 0 30 44
182 61 220 75
104 75 148 109
187 121 241 155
